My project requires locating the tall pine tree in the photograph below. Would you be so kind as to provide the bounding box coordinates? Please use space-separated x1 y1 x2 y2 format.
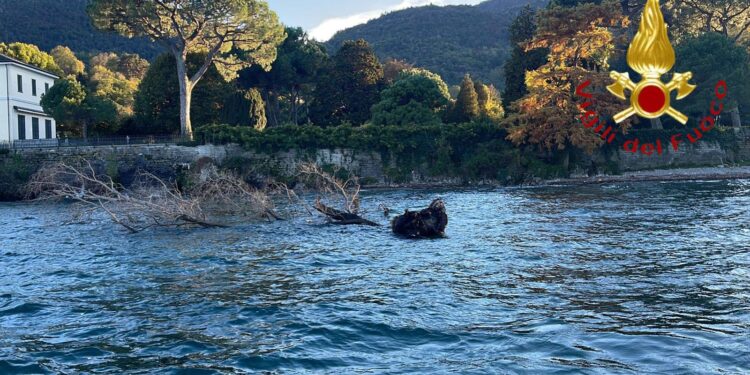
503 6 548 107
310 40 383 126
447 75 480 123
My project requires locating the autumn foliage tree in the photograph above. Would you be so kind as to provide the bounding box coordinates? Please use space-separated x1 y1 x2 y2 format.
50 46 85 78
506 1 630 156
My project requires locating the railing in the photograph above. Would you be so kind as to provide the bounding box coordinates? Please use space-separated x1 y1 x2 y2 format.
2 126 749 151
10 135 191 150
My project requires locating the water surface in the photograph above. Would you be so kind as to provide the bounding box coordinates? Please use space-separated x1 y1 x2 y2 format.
1 181 749 374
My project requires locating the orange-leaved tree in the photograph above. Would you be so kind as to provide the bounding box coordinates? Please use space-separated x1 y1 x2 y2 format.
505 1 632 157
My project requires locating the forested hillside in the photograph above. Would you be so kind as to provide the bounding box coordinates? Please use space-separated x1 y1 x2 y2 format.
0 0 161 59
326 0 548 88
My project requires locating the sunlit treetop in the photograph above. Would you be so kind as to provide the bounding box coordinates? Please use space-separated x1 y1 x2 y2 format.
87 0 286 80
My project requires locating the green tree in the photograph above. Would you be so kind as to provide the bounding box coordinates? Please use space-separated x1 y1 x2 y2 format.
50 46 85 78
371 68 451 126
88 0 286 138
503 5 548 107
311 40 383 126
116 54 150 81
382 58 414 84
0 42 62 75
675 33 750 125
240 27 328 126
549 0 603 6
217 88 266 129
73 52 149 124
448 74 480 123
41 78 118 138
133 53 232 134
475 81 505 122
667 0 750 44
90 52 150 82
246 88 267 131
88 65 138 118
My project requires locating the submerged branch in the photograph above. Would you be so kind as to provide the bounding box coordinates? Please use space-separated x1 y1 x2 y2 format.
298 162 377 226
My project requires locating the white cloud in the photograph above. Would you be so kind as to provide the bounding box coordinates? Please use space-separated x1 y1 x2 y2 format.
310 0 483 41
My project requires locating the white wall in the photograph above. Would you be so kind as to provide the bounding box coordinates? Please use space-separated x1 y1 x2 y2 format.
0 65 8 143
7 65 55 105
2 64 57 142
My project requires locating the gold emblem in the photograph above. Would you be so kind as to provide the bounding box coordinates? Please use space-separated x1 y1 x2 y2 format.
608 0 695 124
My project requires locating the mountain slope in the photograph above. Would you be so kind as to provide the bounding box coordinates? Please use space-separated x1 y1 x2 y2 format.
0 0 162 59
326 0 548 88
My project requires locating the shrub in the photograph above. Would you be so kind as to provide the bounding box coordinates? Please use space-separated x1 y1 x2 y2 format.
195 122 562 183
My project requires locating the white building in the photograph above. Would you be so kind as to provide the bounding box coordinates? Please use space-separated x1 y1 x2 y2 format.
0 54 58 145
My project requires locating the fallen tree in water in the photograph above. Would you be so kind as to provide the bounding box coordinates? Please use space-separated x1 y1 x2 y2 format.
298 163 379 226
26 160 278 233
314 198 379 226
392 199 448 238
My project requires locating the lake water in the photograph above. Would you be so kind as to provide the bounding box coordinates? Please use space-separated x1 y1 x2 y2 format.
1 181 749 374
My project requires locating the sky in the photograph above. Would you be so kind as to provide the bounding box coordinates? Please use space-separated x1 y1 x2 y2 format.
267 0 485 41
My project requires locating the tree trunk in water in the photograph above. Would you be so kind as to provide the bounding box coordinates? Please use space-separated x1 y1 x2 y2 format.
175 54 193 140
82 121 88 140
391 199 448 238
731 108 742 128
650 118 663 130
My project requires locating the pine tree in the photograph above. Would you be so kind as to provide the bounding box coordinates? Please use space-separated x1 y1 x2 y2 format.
448 74 480 123
503 6 548 108
310 40 383 126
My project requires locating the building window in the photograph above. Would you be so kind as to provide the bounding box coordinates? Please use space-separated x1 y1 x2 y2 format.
32 118 40 139
45 120 52 139
17 115 26 140
17 75 23 93
45 83 50 94
32 79 37 96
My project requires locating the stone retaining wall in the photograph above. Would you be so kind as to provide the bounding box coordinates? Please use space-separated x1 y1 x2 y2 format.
1 129 749 200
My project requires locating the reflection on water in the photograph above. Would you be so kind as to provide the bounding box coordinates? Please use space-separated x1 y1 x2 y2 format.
1 180 749 373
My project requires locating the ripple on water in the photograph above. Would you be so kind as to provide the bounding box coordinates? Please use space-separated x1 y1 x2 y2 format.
0 182 749 373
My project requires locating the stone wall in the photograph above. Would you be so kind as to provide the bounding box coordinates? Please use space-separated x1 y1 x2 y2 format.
609 129 750 172
222 148 387 183
1 129 749 200
0 144 229 200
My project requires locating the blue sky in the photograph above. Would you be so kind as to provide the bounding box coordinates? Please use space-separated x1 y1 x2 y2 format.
267 0 485 41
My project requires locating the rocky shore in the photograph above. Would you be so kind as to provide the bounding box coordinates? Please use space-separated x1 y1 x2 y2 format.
546 166 750 186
